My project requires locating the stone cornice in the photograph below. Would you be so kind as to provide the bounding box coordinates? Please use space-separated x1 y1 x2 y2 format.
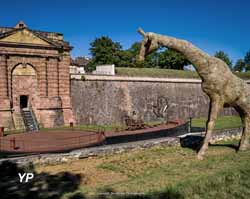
71 74 250 84
0 41 63 50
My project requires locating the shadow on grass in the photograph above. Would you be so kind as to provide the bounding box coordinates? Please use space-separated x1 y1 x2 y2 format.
180 135 204 151
190 127 205 132
0 160 184 199
180 135 239 152
209 143 238 151
94 186 184 199
0 160 85 199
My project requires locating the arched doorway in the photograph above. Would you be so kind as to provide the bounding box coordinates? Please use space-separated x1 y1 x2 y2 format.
11 63 38 111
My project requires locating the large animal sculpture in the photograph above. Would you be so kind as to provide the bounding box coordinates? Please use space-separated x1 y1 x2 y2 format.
137 28 250 159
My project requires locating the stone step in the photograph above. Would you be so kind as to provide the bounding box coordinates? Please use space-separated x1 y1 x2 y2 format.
21 109 39 131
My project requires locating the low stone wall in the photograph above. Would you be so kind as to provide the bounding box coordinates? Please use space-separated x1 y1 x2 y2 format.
0 127 242 166
211 127 242 143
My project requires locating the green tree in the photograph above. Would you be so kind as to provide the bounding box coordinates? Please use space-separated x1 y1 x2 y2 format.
214 51 233 69
124 42 159 68
117 50 133 67
158 49 189 70
128 42 141 57
87 36 122 70
234 59 245 72
244 51 250 71
116 42 167 68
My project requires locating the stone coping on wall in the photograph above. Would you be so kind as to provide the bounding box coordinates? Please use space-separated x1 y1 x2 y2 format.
71 74 202 83
71 74 250 84
0 127 242 166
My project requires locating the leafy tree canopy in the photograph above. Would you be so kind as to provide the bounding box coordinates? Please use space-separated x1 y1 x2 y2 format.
234 59 245 72
158 49 190 70
87 38 190 70
87 36 122 70
244 51 250 71
214 51 233 69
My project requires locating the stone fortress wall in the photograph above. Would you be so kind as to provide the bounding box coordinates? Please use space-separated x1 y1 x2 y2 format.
71 75 237 125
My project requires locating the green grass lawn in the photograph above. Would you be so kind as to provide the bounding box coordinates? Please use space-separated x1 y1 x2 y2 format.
192 115 242 130
43 116 240 132
37 139 250 199
4 116 242 136
115 67 250 80
40 123 127 133
41 120 163 132
116 67 199 79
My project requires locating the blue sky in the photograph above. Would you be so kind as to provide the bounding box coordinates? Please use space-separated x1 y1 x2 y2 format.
0 0 249 63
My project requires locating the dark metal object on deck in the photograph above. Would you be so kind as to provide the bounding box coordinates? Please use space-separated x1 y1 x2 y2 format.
124 115 147 131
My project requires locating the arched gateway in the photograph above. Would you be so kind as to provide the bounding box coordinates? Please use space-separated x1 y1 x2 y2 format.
0 21 75 130
12 63 38 110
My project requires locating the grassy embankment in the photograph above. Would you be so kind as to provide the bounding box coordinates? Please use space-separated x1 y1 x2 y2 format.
35 115 246 198
36 139 250 199
115 67 250 79
42 115 242 132
191 115 242 130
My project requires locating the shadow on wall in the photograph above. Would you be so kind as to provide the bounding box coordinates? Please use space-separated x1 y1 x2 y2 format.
0 160 84 199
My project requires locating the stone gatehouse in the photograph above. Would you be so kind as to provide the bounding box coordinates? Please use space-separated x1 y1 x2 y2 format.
0 21 74 130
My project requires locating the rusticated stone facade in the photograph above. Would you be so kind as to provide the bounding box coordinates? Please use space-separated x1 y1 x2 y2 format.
0 21 74 129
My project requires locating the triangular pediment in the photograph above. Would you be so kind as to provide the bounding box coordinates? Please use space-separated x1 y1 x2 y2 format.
0 29 53 46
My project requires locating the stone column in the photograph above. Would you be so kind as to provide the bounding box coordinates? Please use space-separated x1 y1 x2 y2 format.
0 55 8 99
37 57 64 128
0 55 13 129
59 54 70 97
47 57 59 97
37 58 47 97
58 53 75 124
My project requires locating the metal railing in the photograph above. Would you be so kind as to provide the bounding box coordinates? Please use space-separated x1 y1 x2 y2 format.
0 132 105 153
20 108 28 132
29 105 39 131
20 105 39 131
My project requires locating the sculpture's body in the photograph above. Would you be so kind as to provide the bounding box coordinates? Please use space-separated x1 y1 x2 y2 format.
137 28 250 159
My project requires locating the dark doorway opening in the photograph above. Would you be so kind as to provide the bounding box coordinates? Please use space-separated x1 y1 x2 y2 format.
20 95 28 109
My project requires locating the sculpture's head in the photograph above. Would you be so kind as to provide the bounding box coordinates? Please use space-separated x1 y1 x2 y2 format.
137 28 159 61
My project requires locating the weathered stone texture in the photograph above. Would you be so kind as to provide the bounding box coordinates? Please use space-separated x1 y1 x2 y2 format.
71 79 236 125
